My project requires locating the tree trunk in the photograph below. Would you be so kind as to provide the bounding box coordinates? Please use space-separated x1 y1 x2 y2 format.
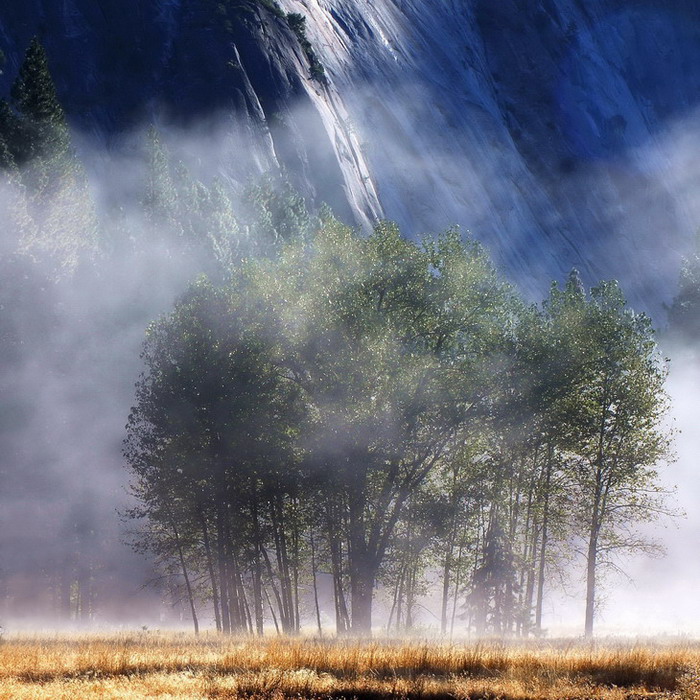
386 567 401 634
327 509 350 635
535 443 553 633
236 562 253 634
348 484 374 636
518 465 538 637
310 529 323 637
449 537 465 639
291 503 301 633
440 468 460 635
440 545 452 635
270 497 295 633
395 565 405 632
350 567 374 635
262 546 287 631
171 520 199 635
264 584 281 635
200 509 222 632
250 488 264 635
227 546 247 633
522 521 538 637
585 380 609 638
405 562 417 631
217 508 231 634
584 525 599 637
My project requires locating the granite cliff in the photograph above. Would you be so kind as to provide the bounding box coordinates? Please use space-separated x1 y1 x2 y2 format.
3 1 699 306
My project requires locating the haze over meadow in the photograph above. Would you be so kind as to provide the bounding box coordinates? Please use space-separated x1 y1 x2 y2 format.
0 1 699 638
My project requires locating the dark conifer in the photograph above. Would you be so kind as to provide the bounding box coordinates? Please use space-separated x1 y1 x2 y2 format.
10 37 70 164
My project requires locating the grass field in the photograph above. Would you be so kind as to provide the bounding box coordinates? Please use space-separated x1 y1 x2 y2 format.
0 633 698 699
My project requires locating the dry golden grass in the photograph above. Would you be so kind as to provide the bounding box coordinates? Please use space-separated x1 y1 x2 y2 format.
0 632 698 699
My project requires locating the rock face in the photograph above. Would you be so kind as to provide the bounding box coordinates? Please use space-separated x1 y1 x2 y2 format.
0 0 382 226
277 0 700 308
3 0 700 306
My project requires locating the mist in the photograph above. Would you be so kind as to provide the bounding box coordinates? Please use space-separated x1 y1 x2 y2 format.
0 113 282 627
1 23 700 636
575 352 700 637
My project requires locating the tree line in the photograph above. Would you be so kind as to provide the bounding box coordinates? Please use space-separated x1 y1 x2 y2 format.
124 219 674 637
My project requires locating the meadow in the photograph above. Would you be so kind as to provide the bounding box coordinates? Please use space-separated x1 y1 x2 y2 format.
0 633 698 699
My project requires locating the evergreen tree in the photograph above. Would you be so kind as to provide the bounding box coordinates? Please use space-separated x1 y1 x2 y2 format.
142 127 181 236
0 37 98 272
9 37 70 167
243 171 312 251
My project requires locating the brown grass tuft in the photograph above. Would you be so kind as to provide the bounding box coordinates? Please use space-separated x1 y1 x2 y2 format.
0 632 696 698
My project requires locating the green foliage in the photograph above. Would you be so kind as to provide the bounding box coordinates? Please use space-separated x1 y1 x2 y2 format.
127 280 301 484
242 171 312 249
0 37 97 273
214 0 286 24
0 132 16 171
258 0 286 19
0 25 676 639
285 12 327 83
0 101 21 170
124 217 674 637
540 273 673 635
8 37 70 166
126 277 307 633
139 128 316 273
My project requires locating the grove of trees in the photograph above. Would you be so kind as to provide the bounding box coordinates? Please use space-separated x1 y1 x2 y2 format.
124 220 674 637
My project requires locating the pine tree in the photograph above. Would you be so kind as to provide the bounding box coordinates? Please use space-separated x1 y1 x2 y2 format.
1 38 99 272
9 37 70 167
142 127 180 233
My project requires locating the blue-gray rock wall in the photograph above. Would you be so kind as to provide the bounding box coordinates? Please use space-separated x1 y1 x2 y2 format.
2 0 699 307
279 0 700 308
